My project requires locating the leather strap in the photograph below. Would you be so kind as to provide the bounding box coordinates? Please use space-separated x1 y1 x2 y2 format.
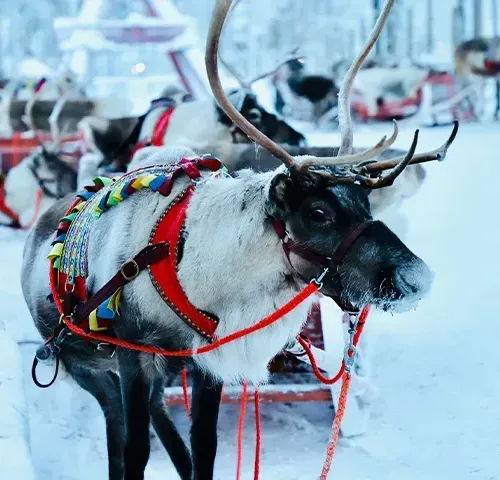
272 218 373 270
329 221 373 267
72 242 170 324
272 218 374 312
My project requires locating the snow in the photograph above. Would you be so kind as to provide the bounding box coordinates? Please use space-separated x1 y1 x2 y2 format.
0 122 499 479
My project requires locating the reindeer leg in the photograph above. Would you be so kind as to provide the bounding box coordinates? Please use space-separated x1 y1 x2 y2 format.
119 350 152 480
63 362 124 480
149 377 193 479
190 369 223 480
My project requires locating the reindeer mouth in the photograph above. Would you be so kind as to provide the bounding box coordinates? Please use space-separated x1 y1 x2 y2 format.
334 262 433 314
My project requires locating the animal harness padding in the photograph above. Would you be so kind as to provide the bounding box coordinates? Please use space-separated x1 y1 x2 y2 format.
48 156 225 337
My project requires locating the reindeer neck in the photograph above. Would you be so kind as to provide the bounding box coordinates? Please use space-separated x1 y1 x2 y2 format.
178 169 298 313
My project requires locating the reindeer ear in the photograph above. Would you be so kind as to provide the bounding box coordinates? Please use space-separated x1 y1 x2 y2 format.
267 172 293 219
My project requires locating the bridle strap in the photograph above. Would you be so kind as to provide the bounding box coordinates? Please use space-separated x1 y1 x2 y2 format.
272 218 374 270
28 152 77 200
329 220 373 268
272 218 375 312
28 164 59 198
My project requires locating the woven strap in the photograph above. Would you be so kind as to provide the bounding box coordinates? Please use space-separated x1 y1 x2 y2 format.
72 242 170 324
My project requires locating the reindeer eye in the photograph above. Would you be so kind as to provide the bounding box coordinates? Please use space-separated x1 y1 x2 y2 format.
309 208 328 222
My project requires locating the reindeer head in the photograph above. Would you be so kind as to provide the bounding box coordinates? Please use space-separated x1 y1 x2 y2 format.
217 29 306 147
207 0 458 313
8 80 78 206
216 90 306 146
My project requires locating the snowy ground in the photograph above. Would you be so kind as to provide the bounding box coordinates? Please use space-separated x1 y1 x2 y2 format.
1 121 499 479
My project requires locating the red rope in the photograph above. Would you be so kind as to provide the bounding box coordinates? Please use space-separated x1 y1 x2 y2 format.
50 261 319 358
253 389 261 480
181 368 191 418
318 305 371 479
22 188 43 229
236 381 248 480
319 371 352 480
298 335 345 385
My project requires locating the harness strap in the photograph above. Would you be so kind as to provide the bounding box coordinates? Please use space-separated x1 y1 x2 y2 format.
272 218 373 270
149 187 219 341
151 107 175 146
71 242 170 324
272 218 374 312
105 97 176 163
330 221 373 266
0 180 20 225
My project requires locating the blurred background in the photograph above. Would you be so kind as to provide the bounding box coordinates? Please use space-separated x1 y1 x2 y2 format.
1 2 500 480
0 0 496 114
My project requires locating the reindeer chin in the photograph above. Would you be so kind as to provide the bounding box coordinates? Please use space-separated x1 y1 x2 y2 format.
373 295 425 314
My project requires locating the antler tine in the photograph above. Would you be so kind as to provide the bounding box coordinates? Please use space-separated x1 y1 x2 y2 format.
48 86 77 146
219 55 250 90
337 0 396 156
362 121 459 174
206 0 296 168
248 48 304 86
298 119 399 168
355 129 419 188
23 81 46 146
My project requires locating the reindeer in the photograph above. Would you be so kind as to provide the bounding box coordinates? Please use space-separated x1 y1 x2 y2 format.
273 57 340 125
0 88 79 228
22 1 458 479
454 37 500 120
80 58 306 175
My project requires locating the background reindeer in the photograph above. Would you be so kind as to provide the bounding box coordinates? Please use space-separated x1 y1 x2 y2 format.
0 89 79 228
21 1 458 479
273 57 340 125
80 59 306 174
454 37 500 120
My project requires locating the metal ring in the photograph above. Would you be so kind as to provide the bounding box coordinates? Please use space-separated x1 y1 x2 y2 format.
120 259 140 281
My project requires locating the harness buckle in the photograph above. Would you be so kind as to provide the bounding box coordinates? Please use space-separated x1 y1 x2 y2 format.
312 267 329 290
343 344 357 372
120 259 140 281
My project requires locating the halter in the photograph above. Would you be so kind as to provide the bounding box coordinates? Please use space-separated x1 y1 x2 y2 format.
272 218 374 313
28 148 78 199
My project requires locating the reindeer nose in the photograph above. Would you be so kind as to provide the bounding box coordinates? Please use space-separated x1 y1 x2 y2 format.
377 258 434 302
391 259 434 300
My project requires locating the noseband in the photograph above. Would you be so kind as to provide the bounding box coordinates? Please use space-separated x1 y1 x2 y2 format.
272 218 374 313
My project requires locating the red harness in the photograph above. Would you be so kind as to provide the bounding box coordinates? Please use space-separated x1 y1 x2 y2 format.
129 106 176 159
0 180 20 226
150 186 219 340
484 59 500 75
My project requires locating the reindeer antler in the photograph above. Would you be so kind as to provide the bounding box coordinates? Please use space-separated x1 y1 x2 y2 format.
23 79 47 145
220 47 304 92
48 85 79 146
337 0 396 155
206 0 459 188
361 121 459 174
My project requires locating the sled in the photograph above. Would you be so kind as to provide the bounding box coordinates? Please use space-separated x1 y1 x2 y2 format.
164 296 370 436
0 133 81 174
